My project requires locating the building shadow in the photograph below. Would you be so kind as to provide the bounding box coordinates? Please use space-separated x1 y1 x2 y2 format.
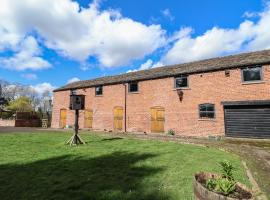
0 151 169 200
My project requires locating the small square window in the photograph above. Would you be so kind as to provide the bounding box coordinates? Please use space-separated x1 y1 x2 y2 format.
242 66 262 82
175 75 188 88
70 89 77 95
199 104 215 119
95 86 103 96
129 82 139 93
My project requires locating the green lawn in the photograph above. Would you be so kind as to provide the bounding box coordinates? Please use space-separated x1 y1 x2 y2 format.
0 131 250 200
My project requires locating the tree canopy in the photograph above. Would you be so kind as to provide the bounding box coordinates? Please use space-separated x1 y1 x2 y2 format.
6 96 33 112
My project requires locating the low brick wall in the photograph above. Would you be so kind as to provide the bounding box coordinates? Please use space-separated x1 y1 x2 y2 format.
0 119 15 127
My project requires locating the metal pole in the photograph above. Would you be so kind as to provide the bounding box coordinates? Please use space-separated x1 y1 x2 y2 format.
75 109 79 136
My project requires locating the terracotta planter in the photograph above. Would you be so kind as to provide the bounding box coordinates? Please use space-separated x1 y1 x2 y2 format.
193 172 253 200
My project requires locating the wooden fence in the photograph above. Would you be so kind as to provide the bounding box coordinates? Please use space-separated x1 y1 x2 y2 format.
15 112 41 127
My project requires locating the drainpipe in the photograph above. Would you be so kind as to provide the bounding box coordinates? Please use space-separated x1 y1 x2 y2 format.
123 83 127 132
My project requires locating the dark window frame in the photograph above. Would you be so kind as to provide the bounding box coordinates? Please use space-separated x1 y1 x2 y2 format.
128 82 139 93
174 75 189 88
241 65 263 83
95 86 103 96
70 89 77 95
198 103 215 119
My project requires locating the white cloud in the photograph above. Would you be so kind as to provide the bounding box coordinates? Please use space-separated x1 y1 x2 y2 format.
243 11 259 18
140 59 154 70
0 36 51 70
0 0 166 68
67 77 80 84
1 0 270 72
31 82 55 94
21 73 38 80
127 59 164 73
162 9 174 21
160 3 270 65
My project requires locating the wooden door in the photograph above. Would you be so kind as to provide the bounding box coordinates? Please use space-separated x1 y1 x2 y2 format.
59 109 67 128
114 107 123 131
151 107 165 133
84 110 93 128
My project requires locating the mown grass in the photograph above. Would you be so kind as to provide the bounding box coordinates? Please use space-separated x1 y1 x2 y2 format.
0 131 250 200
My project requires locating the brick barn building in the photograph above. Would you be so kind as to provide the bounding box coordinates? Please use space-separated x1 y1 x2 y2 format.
52 49 270 138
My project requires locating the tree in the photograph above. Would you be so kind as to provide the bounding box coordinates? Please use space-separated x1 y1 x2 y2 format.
6 96 33 112
0 79 53 117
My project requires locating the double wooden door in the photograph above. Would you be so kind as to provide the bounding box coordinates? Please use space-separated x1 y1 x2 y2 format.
114 107 123 131
151 107 165 133
84 110 93 128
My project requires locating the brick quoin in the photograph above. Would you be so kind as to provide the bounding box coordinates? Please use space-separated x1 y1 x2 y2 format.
51 65 270 137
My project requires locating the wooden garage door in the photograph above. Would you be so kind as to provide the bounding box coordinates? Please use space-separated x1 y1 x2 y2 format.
224 105 270 138
84 110 93 128
59 109 67 128
151 107 165 133
114 107 123 131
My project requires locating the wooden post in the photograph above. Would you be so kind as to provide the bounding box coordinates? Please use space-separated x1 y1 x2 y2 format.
66 109 85 145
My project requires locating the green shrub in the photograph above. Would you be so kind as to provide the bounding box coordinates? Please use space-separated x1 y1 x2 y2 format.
215 178 236 196
219 161 235 180
206 178 217 191
167 129 175 135
206 161 237 196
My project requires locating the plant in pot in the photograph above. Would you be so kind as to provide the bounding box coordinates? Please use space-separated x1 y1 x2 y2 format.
194 161 253 200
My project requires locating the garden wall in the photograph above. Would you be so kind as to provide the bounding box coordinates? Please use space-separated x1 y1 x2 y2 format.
0 119 15 127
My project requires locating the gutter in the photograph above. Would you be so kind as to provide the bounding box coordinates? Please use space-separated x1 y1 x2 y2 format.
123 83 127 132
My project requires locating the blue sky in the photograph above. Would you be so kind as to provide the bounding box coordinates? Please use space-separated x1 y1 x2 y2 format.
0 0 269 93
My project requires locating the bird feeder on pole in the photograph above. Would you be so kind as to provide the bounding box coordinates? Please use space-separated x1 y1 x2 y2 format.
66 94 86 145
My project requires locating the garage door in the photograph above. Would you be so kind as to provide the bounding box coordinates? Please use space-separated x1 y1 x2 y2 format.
224 105 270 138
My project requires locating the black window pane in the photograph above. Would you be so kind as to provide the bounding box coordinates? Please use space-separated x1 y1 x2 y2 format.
199 105 207 111
129 82 138 92
95 86 103 95
175 76 188 88
206 105 214 112
71 90 77 95
199 104 215 118
207 112 215 118
200 112 207 118
243 67 262 82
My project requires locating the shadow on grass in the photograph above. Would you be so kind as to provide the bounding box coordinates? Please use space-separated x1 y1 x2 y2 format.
101 137 123 141
0 152 168 200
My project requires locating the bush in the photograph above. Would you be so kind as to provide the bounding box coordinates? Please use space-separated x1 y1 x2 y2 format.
206 161 237 196
167 129 175 135
215 178 236 196
206 178 217 191
219 161 235 180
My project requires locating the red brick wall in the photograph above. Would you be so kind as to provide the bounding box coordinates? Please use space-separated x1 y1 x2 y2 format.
51 65 270 136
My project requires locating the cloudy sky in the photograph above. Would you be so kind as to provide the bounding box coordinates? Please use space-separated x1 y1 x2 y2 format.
0 0 270 92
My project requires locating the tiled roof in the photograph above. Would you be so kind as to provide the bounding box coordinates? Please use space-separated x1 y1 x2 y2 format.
54 49 270 92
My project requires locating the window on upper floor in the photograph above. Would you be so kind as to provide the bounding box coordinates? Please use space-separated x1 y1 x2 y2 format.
242 66 262 83
95 86 103 96
70 89 77 95
199 104 215 119
128 82 139 93
175 75 189 88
